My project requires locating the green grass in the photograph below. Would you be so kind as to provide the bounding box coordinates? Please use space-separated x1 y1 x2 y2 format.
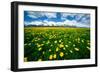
24 27 90 62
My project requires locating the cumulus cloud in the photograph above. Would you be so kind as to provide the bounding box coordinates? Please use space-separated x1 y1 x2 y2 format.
26 11 56 19
24 11 90 28
25 19 89 28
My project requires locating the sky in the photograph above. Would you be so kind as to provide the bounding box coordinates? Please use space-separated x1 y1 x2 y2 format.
24 11 90 28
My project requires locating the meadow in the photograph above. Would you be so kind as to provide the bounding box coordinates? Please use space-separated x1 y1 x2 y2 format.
24 27 90 62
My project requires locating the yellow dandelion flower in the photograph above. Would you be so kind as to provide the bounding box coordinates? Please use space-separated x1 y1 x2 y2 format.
59 44 64 48
38 48 42 51
74 48 79 51
38 59 42 61
56 47 59 52
60 52 64 57
49 55 53 60
53 54 56 59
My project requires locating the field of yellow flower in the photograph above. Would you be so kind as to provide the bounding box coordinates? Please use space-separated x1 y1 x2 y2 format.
24 27 90 62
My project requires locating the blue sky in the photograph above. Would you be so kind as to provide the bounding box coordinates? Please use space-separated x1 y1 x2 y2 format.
24 11 90 27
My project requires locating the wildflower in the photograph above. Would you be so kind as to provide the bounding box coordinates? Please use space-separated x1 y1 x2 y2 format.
38 48 42 51
59 44 64 48
74 48 79 51
56 47 59 52
53 54 56 59
65 45 68 48
49 55 53 60
60 52 64 57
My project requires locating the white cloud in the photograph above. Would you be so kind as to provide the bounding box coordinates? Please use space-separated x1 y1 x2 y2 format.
26 11 56 19
24 21 43 26
25 19 89 28
43 12 56 18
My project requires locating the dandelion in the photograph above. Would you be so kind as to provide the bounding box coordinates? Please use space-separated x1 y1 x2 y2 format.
60 52 64 57
53 54 56 59
38 59 42 61
38 47 42 51
56 47 59 52
74 48 79 51
49 55 53 60
59 44 64 48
